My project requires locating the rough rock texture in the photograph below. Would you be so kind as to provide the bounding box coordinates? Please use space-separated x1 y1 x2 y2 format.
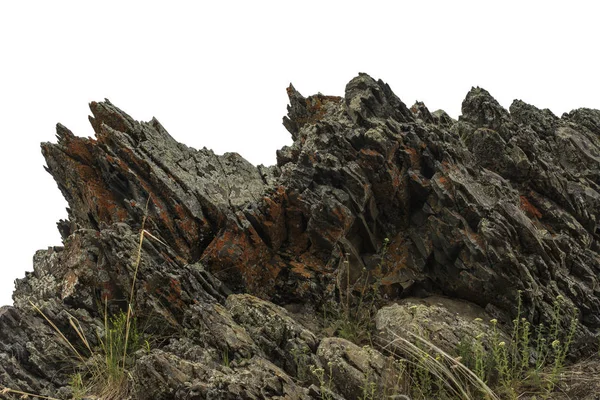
316 337 402 399
2 73 600 399
375 296 505 354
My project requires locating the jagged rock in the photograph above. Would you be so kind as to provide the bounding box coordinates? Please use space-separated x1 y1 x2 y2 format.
225 294 321 381
2 73 600 399
316 337 405 399
345 73 414 127
0 306 68 396
460 88 512 129
133 350 311 400
410 101 435 124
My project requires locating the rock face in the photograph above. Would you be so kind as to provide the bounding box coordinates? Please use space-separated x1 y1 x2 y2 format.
2 73 600 399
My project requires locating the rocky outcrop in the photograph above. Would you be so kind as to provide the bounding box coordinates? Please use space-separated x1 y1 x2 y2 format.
2 73 600 399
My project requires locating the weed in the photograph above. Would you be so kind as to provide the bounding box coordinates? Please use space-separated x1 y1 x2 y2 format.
291 345 311 382
473 333 488 382
382 358 407 398
360 366 377 400
0 386 61 400
222 347 230 368
326 239 389 345
122 198 151 367
380 330 500 400
90 310 140 397
5 199 153 400
534 322 548 371
310 362 334 400
69 372 86 400
456 292 579 398
545 304 578 395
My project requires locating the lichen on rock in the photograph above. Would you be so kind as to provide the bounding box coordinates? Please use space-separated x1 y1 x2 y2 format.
2 73 600 399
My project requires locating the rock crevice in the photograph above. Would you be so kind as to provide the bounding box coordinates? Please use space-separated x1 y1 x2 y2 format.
2 73 600 399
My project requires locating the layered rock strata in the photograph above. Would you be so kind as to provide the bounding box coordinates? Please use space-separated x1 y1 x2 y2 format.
2 73 600 399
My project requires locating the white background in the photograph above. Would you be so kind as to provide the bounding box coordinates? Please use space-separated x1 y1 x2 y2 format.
1 1 598 306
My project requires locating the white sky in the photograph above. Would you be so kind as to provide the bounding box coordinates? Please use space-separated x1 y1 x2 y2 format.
1 1 598 306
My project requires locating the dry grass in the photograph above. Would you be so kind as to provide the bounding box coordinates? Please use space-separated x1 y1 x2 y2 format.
378 330 500 400
2 199 153 400
0 386 61 400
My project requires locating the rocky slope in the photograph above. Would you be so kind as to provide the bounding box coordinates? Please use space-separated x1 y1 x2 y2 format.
2 73 600 399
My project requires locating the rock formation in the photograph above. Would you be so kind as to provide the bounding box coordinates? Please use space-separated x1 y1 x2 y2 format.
2 73 600 399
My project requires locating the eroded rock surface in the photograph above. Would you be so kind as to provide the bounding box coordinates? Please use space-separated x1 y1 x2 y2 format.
375 296 503 354
2 73 600 399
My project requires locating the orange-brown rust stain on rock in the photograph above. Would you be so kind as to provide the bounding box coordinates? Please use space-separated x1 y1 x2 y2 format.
117 146 153 176
357 148 387 172
391 166 402 189
380 234 410 277
441 160 453 172
165 278 185 310
289 261 314 279
63 136 129 223
404 147 421 169
103 141 198 260
54 124 200 270
144 275 186 316
287 253 327 297
64 134 96 164
287 91 342 128
298 252 327 274
263 189 285 223
201 223 279 298
409 171 429 187
358 147 407 203
373 236 414 299
174 203 202 241
61 271 79 299
331 205 354 231
145 196 197 261
437 176 452 190
318 213 351 246
241 211 271 248
254 187 288 250
300 94 343 125
520 195 542 219
359 148 380 158
463 228 486 249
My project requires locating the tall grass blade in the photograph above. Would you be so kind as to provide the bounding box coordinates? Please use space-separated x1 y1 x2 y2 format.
122 196 150 368
30 301 85 363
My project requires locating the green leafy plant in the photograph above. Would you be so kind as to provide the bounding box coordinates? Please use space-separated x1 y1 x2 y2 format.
380 330 500 400
310 362 335 400
360 365 377 400
456 292 579 399
69 372 86 400
291 345 311 383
